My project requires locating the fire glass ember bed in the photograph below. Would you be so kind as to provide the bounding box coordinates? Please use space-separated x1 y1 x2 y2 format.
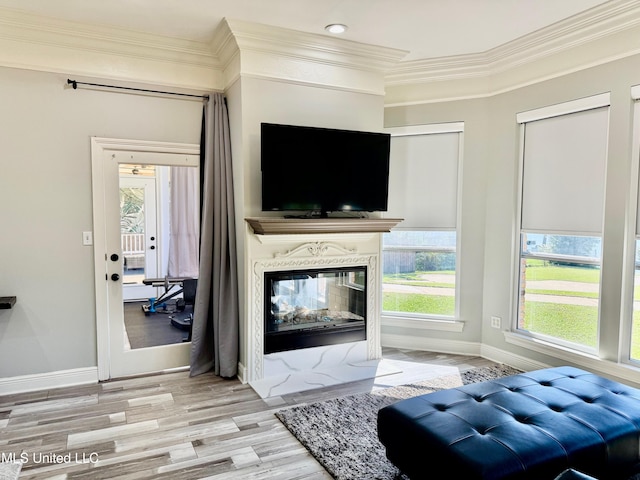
264 266 367 354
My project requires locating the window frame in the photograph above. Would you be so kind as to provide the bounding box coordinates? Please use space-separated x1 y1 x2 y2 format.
620 85 640 365
512 93 610 353
381 122 464 329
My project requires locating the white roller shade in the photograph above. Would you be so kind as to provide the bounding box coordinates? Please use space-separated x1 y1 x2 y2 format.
387 129 461 229
521 106 609 235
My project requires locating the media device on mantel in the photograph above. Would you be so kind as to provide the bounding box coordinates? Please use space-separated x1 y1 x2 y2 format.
260 122 391 218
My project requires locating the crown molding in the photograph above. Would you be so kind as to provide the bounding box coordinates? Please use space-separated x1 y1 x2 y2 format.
213 18 408 95
387 0 640 86
2 2 639 102
208 18 242 91
0 7 215 62
488 0 640 73
209 18 238 70
385 0 640 105
223 18 408 73
0 8 407 96
0 6 222 90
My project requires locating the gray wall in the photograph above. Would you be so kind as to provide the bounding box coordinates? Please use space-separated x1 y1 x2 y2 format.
384 97 491 343
231 75 386 374
5 48 640 382
237 77 386 218
384 53 640 367
0 67 202 377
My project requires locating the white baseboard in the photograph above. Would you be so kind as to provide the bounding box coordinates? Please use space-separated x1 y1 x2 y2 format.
237 362 247 384
381 332 482 356
381 333 550 373
480 343 550 373
3 341 633 396
0 367 99 396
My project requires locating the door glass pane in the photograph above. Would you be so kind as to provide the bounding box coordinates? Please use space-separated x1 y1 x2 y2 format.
118 164 197 351
120 185 146 284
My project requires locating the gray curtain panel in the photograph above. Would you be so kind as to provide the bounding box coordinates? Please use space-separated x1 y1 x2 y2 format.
190 92 239 378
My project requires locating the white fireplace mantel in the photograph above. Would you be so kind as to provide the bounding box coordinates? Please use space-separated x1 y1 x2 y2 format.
245 217 404 235
242 219 391 391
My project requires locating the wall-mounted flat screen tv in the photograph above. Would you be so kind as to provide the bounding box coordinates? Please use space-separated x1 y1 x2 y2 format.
261 122 391 217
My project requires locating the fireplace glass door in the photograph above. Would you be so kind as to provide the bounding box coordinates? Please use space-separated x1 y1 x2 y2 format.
265 266 367 354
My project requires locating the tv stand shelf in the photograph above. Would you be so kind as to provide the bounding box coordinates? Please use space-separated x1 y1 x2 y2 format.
245 217 403 235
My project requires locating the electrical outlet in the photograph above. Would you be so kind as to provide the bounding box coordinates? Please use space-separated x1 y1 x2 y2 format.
490 316 501 329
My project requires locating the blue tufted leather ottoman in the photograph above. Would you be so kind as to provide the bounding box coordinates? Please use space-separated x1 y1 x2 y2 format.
377 366 640 479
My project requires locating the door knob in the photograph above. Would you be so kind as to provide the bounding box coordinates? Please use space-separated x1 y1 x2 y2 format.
111 273 120 281
150 245 155 250
150 236 155 241
110 253 119 261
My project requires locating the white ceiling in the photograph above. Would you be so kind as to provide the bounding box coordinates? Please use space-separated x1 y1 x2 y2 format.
0 0 612 62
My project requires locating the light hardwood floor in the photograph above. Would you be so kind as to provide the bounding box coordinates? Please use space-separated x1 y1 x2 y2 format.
0 348 498 479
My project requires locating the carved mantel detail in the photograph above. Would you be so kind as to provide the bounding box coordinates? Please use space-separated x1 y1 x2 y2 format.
274 241 356 258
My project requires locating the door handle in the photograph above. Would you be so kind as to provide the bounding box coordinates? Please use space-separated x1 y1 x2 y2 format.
111 273 120 281
150 245 155 250
110 253 119 261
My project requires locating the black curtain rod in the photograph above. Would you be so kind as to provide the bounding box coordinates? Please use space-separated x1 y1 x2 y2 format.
67 79 209 101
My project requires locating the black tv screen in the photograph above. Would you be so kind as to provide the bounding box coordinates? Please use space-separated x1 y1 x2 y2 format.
261 122 391 216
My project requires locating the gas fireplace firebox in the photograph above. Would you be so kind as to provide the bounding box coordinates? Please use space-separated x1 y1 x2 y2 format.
264 266 367 354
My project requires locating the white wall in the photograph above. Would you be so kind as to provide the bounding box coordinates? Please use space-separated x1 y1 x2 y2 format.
0 67 202 377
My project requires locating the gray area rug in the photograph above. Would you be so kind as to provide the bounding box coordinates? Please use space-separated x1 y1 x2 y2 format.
275 364 522 480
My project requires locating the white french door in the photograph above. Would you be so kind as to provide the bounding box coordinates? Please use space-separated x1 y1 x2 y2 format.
91 137 199 380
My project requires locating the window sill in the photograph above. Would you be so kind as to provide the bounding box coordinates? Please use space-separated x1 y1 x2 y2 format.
504 330 598 361
381 315 464 332
503 330 640 388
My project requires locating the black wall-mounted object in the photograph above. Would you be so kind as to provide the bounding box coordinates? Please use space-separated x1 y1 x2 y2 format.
260 122 391 217
0 296 16 309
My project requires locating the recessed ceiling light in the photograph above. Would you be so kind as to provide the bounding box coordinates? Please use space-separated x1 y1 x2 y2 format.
325 24 348 34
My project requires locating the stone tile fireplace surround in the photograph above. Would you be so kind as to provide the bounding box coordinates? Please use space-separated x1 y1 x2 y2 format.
244 217 402 397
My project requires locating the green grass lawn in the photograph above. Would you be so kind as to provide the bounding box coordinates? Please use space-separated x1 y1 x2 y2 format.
383 271 454 289
522 302 597 346
383 292 454 316
523 261 600 283
383 263 640 358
